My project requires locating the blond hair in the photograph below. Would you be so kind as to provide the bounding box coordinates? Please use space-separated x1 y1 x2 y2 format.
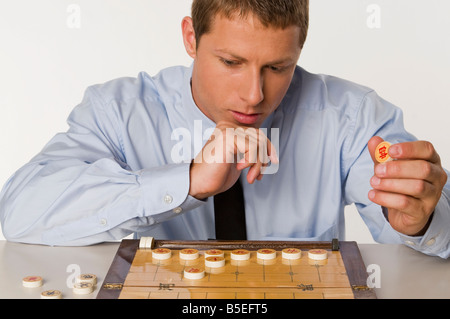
191 0 309 48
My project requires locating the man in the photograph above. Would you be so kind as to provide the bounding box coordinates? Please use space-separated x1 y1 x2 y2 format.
1 0 449 258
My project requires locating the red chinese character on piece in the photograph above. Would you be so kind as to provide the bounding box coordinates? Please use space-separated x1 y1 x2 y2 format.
378 146 387 159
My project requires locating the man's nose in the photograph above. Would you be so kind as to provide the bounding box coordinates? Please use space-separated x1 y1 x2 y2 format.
240 68 264 106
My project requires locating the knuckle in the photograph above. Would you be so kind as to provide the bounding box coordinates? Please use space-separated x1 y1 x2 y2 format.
424 141 435 158
413 180 426 195
398 196 410 211
420 161 432 178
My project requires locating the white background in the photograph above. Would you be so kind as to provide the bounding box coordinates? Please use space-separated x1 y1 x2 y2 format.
0 0 449 243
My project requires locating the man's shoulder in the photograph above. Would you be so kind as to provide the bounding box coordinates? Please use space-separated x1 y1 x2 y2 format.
287 66 375 111
85 65 189 106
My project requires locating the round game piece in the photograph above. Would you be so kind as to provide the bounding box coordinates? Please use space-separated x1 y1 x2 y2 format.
184 267 205 280
139 236 154 249
76 274 97 286
179 249 199 260
375 141 392 163
308 249 328 261
205 256 226 268
257 249 277 260
73 282 94 295
41 290 62 299
282 248 302 260
204 249 224 258
230 249 250 261
152 248 172 260
22 276 43 288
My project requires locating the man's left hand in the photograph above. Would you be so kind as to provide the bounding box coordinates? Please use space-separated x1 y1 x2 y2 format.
368 136 448 236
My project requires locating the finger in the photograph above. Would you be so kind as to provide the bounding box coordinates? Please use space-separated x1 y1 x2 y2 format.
389 141 441 164
266 136 279 164
247 160 263 184
370 176 435 199
368 189 423 217
375 160 441 183
368 136 385 165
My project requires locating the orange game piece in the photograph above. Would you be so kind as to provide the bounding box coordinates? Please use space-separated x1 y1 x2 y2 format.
205 256 226 268
184 267 205 280
256 249 277 260
179 248 199 260
152 248 172 260
375 141 392 163
282 248 302 260
204 249 224 258
230 249 251 261
308 249 328 261
22 276 43 288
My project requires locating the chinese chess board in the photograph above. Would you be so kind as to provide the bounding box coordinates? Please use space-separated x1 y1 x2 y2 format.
97 239 376 299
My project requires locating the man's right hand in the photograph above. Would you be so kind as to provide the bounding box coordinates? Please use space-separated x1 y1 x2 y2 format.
188 121 278 200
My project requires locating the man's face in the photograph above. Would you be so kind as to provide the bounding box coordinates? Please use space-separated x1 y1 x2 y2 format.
183 14 302 128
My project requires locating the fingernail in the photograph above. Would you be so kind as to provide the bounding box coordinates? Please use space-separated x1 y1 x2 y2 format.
371 176 380 186
375 163 386 176
368 190 376 200
389 145 400 157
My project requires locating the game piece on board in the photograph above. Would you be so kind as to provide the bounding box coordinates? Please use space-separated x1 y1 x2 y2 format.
281 248 302 260
375 141 392 163
139 236 154 249
41 290 62 299
230 249 250 261
152 248 172 260
73 282 94 295
76 274 97 286
308 249 328 261
205 256 226 268
184 267 205 280
204 249 224 258
179 249 199 260
256 249 277 260
22 276 43 288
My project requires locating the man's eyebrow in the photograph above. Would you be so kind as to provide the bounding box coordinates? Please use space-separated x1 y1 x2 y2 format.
215 49 248 62
214 49 295 65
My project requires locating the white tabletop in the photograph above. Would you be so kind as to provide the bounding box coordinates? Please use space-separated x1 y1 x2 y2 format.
0 240 449 299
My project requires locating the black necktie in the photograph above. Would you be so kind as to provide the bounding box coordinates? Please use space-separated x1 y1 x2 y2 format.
213 179 247 240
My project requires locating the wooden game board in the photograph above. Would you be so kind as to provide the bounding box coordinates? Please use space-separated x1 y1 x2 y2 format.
97 239 376 299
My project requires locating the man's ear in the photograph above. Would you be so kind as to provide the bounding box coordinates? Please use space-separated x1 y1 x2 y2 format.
181 16 197 59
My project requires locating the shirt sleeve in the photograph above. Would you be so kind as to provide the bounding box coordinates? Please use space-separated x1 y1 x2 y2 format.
342 90 450 258
0 86 205 246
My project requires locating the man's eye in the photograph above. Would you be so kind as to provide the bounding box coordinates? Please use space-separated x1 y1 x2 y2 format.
221 58 239 67
268 65 286 73
269 66 280 72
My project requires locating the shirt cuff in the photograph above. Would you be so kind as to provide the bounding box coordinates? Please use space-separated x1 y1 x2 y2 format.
138 162 205 217
396 193 450 258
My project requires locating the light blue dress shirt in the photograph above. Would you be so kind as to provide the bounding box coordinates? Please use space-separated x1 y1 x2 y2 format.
1 65 449 258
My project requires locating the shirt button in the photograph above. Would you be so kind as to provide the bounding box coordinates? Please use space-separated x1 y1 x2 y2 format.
164 195 173 204
100 218 107 226
426 238 436 246
173 207 182 214
404 240 415 246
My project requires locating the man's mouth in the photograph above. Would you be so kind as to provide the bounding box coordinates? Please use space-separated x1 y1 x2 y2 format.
230 111 261 125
